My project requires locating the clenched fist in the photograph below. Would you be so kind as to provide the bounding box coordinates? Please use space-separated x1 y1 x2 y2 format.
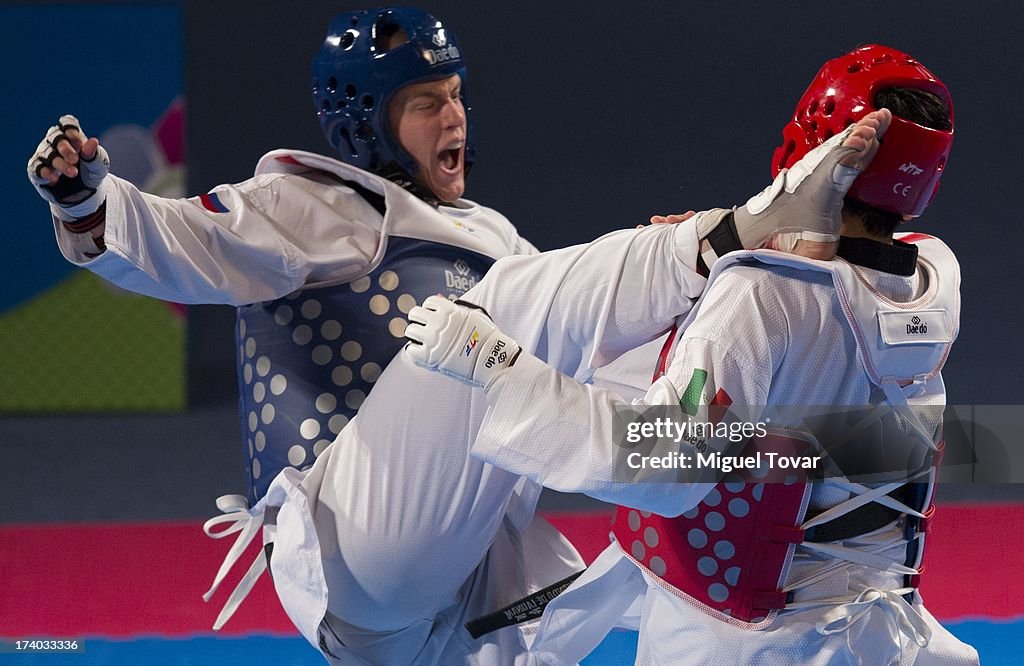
28 115 110 220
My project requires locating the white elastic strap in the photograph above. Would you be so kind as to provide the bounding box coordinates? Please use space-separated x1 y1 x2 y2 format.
777 377 937 650
202 494 267 630
782 558 853 595
771 229 841 251
784 527 919 594
782 468 929 594
880 376 940 452
800 471 929 532
799 541 919 577
814 587 931 648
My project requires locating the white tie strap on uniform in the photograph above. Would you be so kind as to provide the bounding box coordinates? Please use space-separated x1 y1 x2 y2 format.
202 494 268 630
817 586 932 648
777 461 934 656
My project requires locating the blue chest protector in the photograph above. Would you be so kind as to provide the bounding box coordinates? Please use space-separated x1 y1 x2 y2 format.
235 236 494 502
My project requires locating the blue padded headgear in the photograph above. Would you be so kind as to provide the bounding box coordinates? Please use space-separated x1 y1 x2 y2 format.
312 7 475 179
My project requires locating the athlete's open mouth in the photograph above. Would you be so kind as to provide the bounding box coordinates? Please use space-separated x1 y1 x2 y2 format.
438 142 463 173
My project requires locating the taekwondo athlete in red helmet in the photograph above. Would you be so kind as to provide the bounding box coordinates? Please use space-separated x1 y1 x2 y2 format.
408 45 976 665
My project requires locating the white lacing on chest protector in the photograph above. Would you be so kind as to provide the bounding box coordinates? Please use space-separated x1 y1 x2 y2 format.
202 494 269 630
782 376 939 650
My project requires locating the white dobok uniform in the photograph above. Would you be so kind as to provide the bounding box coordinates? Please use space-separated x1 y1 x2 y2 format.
51 154 715 663
51 149 536 503
472 235 979 665
207 220 711 664
52 149 539 305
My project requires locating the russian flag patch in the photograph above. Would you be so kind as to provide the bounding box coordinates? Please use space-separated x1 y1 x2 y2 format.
198 192 229 213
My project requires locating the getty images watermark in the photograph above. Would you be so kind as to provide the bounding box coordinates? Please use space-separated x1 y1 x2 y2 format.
608 404 1023 485
623 417 822 474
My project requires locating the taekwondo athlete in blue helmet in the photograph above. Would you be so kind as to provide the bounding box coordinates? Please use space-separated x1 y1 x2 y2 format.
28 7 534 505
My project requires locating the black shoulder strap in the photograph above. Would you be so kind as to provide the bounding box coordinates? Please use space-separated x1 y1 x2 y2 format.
325 173 387 217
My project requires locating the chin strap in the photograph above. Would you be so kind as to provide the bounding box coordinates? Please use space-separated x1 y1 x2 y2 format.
378 161 443 206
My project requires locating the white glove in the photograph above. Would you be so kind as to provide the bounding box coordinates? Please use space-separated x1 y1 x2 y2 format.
405 295 522 389
27 115 110 221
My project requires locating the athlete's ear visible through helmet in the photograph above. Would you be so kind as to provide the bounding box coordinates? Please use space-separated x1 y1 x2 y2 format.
312 7 475 179
772 45 953 219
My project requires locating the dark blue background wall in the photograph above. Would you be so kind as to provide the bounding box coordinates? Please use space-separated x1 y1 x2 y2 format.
183 0 1022 406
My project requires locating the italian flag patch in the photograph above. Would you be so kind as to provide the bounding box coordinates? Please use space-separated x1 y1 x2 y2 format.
679 368 732 423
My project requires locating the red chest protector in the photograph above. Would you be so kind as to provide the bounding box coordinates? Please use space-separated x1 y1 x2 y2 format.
611 236 959 628
613 431 817 626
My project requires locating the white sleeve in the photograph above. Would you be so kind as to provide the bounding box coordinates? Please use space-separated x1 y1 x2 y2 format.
51 171 383 305
463 221 707 383
471 268 775 516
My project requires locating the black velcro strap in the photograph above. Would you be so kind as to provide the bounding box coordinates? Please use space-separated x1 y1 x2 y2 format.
464 570 584 639
804 485 920 543
804 503 901 543
45 172 95 206
696 253 710 278
704 211 743 258
50 132 71 149
332 175 386 217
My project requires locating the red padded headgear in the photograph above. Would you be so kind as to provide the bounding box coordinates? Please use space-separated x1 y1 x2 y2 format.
772 45 954 218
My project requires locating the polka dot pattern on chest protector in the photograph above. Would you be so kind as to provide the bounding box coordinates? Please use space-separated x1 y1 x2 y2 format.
233 237 496 504
611 433 817 625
